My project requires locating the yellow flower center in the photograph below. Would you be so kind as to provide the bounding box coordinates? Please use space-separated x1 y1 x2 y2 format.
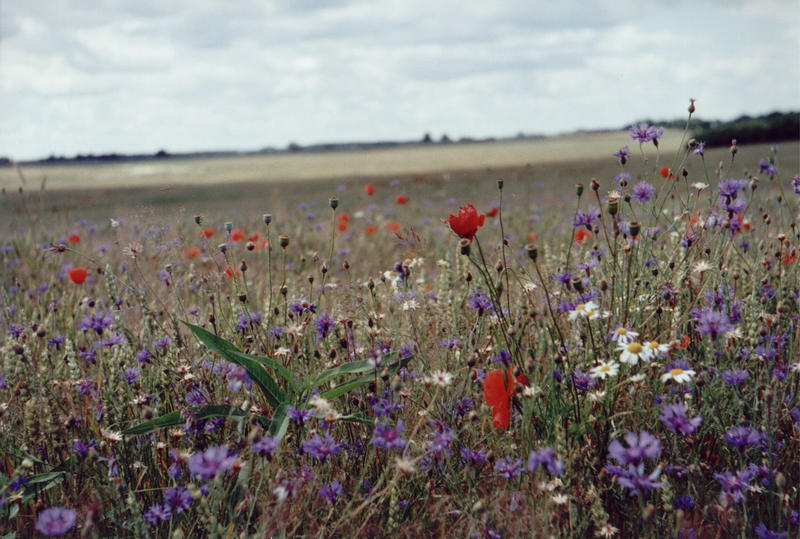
647 342 659 349
616 328 627 335
669 368 684 376
600 365 611 372
627 343 643 354
575 304 586 311
585 310 595 317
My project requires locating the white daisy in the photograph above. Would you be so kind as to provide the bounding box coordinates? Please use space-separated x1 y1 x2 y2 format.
590 361 619 379
425 370 454 388
660 366 696 384
611 326 638 344
617 342 648 365
395 455 418 474
568 301 600 321
642 340 670 360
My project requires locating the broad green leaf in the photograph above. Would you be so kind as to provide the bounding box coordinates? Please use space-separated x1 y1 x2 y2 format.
268 402 291 440
122 405 257 436
310 356 391 389
182 321 287 407
319 356 411 400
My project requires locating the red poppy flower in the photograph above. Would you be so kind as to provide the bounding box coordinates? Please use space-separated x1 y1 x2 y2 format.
527 231 537 242
67 267 88 284
783 250 798 265
337 221 349 232
67 234 81 244
679 335 691 349
396 195 408 205
574 228 592 245
202 228 215 238
446 204 485 241
483 368 526 429
659 167 673 179
224 266 241 278
183 247 200 259
230 229 245 242
364 183 375 196
486 206 499 218
339 213 350 223
364 225 377 235
248 232 260 242
386 222 401 233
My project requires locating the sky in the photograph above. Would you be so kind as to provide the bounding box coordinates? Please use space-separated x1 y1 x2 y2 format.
1 0 799 161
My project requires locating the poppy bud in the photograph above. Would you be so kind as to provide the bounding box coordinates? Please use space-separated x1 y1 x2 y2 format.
329 197 339 210
459 238 471 256
730 139 738 156
526 244 538 262
246 241 255 251
591 178 600 192
571 277 583 292
279 235 289 249
239 260 247 273
343 259 350 270
321 264 328 275
688 98 696 114
280 285 288 296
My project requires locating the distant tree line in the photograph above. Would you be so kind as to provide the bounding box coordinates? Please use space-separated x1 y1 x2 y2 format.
691 112 799 147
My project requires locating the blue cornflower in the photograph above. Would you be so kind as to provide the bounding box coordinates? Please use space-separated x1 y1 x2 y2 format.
251 435 279 457
35 507 78 536
318 481 343 503
315 313 334 340
302 433 343 461
163 486 192 514
468 290 492 312
614 146 631 165
570 368 596 392
694 308 734 340
629 123 664 144
608 431 661 466
371 419 407 451
144 504 171 525
658 403 702 435
494 457 524 478
287 406 315 424
631 181 655 202
722 369 749 386
526 447 564 476
673 494 695 510
122 367 141 385
187 446 237 479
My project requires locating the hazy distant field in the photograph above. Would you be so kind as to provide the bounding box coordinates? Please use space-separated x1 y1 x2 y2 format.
0 130 688 191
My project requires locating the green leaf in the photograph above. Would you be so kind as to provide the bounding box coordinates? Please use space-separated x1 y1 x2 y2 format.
319 356 411 400
310 357 390 388
122 405 257 436
182 321 288 407
268 402 291 440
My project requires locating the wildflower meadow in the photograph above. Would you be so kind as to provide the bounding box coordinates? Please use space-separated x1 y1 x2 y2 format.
1 102 799 537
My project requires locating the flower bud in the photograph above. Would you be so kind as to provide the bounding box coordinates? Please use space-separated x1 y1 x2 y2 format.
591 178 600 192
629 221 641 237
279 235 289 249
497 178 504 191
329 197 339 210
224 222 233 232
459 238 471 256
688 98 696 114
607 200 618 216
526 244 538 262
575 183 583 197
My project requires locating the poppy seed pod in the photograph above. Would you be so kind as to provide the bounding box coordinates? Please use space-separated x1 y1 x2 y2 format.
329 197 338 210
224 222 233 232
194 215 203 225
263 213 272 225
575 183 583 197
459 238 471 256
526 243 538 262
497 178 504 191
607 200 619 216
629 221 641 237
279 235 289 249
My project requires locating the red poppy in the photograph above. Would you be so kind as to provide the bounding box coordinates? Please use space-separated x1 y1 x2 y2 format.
446 204 485 241
364 225 377 235
337 221 349 232
396 195 408 205
67 234 81 244
386 222 401 233
527 231 537 242
183 247 200 259
202 228 215 238
224 266 241 278
483 368 526 429
230 229 245 242
67 267 88 284
679 335 691 349
338 213 350 223
783 249 797 265
574 228 592 245
365 183 375 196
486 206 499 218
659 167 673 179
248 232 260 242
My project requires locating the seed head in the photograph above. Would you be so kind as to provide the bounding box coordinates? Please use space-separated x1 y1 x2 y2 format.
263 213 272 225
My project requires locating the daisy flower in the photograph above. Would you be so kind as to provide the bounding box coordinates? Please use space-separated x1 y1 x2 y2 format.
590 361 619 379
642 340 670 360
617 342 648 365
660 360 696 384
568 301 600 321
611 326 638 344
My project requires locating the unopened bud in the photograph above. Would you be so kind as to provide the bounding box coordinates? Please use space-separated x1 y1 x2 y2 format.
591 178 600 192
688 98 696 114
459 238 471 256
526 244 538 262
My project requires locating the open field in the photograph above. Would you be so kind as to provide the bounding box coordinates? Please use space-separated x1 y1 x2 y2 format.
0 130 689 192
1 128 799 537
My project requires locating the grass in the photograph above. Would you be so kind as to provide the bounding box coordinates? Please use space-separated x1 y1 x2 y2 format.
0 119 799 538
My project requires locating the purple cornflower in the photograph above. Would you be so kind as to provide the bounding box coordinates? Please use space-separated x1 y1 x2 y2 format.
611 463 665 497
47 334 66 349
792 175 800 195
35 507 77 536
135 349 151 364
371 419 407 450
722 369 749 386
490 348 512 364
718 179 748 198
468 290 492 312
614 172 632 185
526 447 564 476
695 308 734 340
153 336 171 350
673 494 695 510
251 435 278 457
692 141 706 156
658 403 702 435
427 422 454 456
572 207 600 228
715 468 753 504
302 433 343 461
460 446 487 465
315 313 334 340
758 158 777 178
318 481 343 503
187 446 237 479
608 431 661 466
629 123 664 144
77 310 113 335
494 456 523 478
163 486 192 514
122 367 141 385
102 332 126 347
8 323 25 339
614 146 631 165
724 426 761 448
631 181 655 202
144 504 171 525
754 523 788 539
287 406 315 424
570 368 596 392
236 310 263 332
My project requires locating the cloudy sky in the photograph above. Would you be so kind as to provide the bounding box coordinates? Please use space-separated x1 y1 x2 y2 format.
1 0 798 160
